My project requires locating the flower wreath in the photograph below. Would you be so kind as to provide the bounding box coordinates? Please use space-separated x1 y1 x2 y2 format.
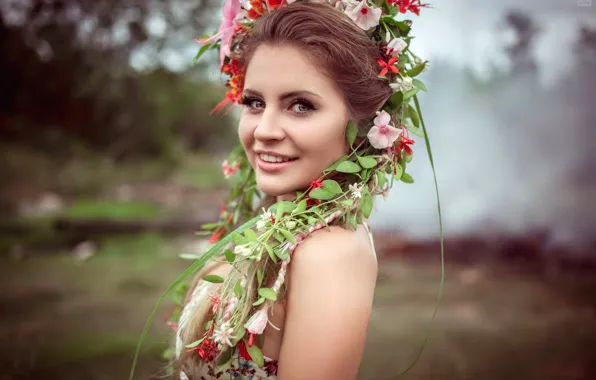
130 1 444 378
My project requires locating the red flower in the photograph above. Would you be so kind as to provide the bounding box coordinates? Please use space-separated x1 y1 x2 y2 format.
248 332 255 347
306 197 320 207
264 360 279 376
208 228 225 244
247 0 266 19
309 180 324 189
390 0 429 16
267 0 285 9
378 56 399 77
393 130 415 157
238 339 252 361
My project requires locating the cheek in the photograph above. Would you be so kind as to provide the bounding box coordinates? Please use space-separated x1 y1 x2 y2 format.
238 116 256 163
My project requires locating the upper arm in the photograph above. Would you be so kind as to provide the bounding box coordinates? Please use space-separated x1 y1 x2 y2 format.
276 226 378 380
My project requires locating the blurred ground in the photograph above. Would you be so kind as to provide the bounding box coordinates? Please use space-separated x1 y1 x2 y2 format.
1 246 595 380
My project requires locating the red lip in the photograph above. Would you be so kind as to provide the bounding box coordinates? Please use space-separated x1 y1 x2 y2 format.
256 155 298 173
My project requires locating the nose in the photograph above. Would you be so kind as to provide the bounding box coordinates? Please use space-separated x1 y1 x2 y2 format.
253 107 285 142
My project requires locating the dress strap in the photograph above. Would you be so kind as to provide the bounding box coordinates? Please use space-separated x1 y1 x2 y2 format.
362 221 377 258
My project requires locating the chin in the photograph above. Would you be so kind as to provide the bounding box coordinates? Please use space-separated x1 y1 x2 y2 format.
255 173 302 198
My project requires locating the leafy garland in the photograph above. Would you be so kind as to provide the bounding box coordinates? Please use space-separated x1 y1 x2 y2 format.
129 1 445 379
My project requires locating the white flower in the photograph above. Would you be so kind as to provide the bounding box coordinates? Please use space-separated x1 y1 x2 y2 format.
245 307 269 334
389 76 414 93
213 321 235 347
234 243 253 257
256 207 273 230
367 110 402 149
385 31 407 57
349 183 363 199
180 371 189 380
285 220 296 230
344 0 382 30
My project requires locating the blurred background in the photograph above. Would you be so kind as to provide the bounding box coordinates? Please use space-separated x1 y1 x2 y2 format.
1 0 595 379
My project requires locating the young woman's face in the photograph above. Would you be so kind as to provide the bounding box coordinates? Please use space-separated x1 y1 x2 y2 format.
238 44 351 200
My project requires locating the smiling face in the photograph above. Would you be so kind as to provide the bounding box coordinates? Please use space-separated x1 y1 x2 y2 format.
238 44 351 200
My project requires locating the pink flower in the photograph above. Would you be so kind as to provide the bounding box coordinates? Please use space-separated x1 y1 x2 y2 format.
197 0 241 67
245 307 269 334
367 111 402 149
344 1 382 30
222 159 240 178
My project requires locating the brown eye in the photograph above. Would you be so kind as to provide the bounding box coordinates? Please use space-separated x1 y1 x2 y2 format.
241 96 265 111
289 99 315 115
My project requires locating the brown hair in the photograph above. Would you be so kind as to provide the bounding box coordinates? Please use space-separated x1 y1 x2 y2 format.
240 1 392 125
173 2 391 378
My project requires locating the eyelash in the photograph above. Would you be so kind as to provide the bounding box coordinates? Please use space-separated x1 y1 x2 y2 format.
240 96 316 115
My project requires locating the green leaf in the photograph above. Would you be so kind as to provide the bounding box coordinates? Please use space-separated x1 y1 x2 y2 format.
161 347 174 361
279 228 296 243
307 216 318 225
215 349 233 372
405 122 425 138
258 287 277 301
322 179 342 194
336 161 362 173
232 233 247 246
202 274 224 283
257 267 263 287
253 297 265 306
346 120 358 147
361 193 373 219
412 78 427 92
278 201 297 213
275 203 284 224
201 222 219 231
273 233 285 244
358 156 378 169
342 198 354 207
393 163 404 181
397 21 412 35
401 172 414 183
224 249 235 264
192 43 212 64
247 344 265 367
326 155 348 172
234 280 242 298
275 247 289 260
386 90 404 111
309 187 335 200
381 15 401 28
292 199 307 214
267 244 278 263
408 104 420 128
403 87 419 100
406 62 426 78
264 243 275 264
244 229 257 242
185 338 205 349
205 320 213 331
377 173 387 188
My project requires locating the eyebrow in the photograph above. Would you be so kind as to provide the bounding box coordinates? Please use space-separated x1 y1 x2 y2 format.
243 88 322 100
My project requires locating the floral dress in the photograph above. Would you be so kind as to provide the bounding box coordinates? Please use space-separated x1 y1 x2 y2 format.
175 278 278 380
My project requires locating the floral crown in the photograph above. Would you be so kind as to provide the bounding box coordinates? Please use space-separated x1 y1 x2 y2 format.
130 1 442 378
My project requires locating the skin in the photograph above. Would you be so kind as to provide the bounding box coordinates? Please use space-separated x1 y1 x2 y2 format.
236 44 378 379
238 44 350 201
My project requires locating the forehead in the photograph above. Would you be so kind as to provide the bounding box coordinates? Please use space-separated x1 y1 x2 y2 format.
243 44 337 97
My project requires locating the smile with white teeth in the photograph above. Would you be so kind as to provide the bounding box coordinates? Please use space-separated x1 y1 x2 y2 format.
259 153 295 163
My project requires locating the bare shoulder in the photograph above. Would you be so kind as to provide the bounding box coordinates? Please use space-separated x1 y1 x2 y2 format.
290 224 377 280
277 224 378 379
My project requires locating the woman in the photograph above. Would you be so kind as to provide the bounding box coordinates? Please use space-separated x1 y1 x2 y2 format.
157 1 431 379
